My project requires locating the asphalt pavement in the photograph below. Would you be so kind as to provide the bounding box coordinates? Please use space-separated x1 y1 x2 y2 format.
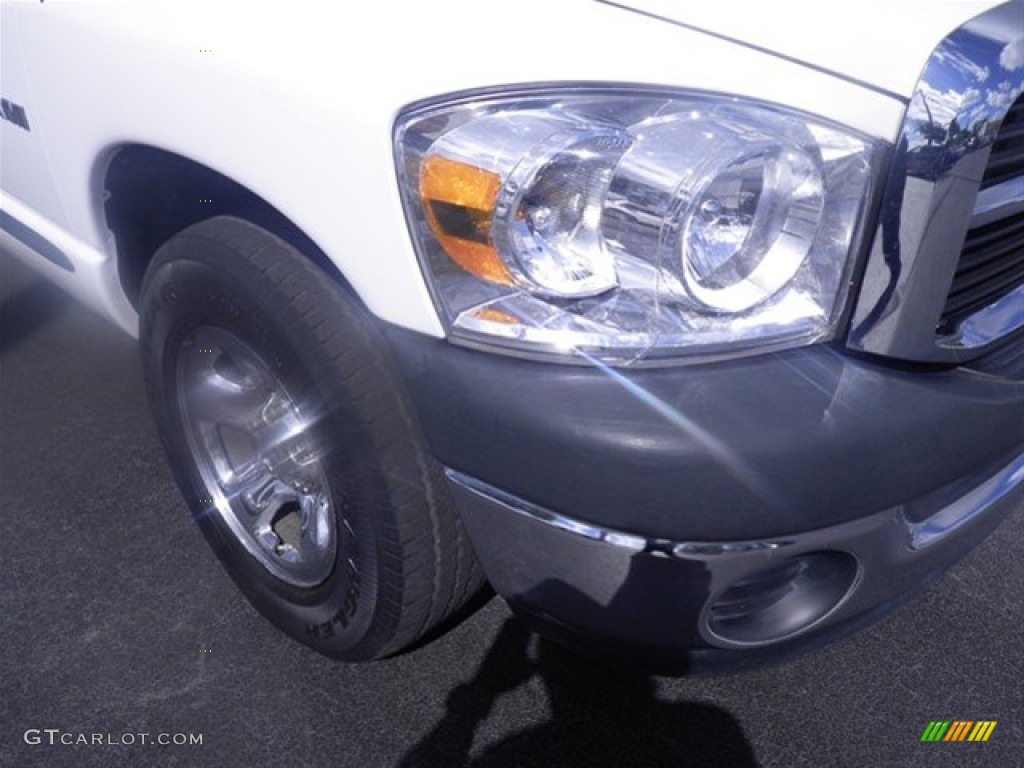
1 252 1022 768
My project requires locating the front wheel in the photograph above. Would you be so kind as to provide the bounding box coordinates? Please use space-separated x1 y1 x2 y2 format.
139 216 484 660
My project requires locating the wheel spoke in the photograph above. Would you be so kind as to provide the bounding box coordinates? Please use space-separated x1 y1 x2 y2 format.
301 492 333 550
220 458 274 498
180 329 276 428
261 429 320 489
184 372 269 427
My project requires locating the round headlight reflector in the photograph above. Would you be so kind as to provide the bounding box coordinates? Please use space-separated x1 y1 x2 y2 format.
495 127 631 297
682 146 824 313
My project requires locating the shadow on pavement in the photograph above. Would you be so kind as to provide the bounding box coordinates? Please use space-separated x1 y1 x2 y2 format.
398 618 757 767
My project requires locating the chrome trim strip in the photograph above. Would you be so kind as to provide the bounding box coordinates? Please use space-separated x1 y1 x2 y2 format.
848 1 1024 362
447 449 1024 558
446 469 674 554
910 452 1024 549
971 176 1024 226
447 469 793 558
938 284 1024 349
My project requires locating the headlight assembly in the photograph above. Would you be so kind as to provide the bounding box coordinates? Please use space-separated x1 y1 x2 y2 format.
395 88 879 365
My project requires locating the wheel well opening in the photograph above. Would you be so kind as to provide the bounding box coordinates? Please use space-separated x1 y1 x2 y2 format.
103 145 350 308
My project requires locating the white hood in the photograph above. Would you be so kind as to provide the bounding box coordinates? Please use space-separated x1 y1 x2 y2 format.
603 0 1008 98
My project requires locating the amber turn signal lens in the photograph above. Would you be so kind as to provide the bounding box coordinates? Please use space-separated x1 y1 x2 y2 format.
419 155 513 285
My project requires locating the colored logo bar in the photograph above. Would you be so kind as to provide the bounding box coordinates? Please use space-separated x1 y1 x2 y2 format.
920 721 997 742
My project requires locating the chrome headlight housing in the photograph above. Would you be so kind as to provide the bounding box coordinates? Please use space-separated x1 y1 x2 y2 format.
395 88 879 365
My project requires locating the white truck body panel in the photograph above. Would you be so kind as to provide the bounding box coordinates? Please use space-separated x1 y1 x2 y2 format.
611 0 1007 96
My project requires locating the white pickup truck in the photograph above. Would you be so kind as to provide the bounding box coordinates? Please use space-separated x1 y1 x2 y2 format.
2 0 1022 670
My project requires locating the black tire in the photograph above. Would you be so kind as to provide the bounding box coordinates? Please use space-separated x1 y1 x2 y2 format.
139 215 485 660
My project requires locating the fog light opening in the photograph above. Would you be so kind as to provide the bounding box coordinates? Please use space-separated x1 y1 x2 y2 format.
707 551 858 646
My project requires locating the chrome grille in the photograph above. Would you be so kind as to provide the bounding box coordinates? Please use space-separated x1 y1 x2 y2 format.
981 95 1024 190
939 211 1024 333
938 92 1024 339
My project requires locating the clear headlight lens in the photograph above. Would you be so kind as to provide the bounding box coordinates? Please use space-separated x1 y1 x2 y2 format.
395 89 877 364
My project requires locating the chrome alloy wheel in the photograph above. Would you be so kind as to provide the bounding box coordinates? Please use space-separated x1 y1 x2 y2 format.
176 326 336 588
